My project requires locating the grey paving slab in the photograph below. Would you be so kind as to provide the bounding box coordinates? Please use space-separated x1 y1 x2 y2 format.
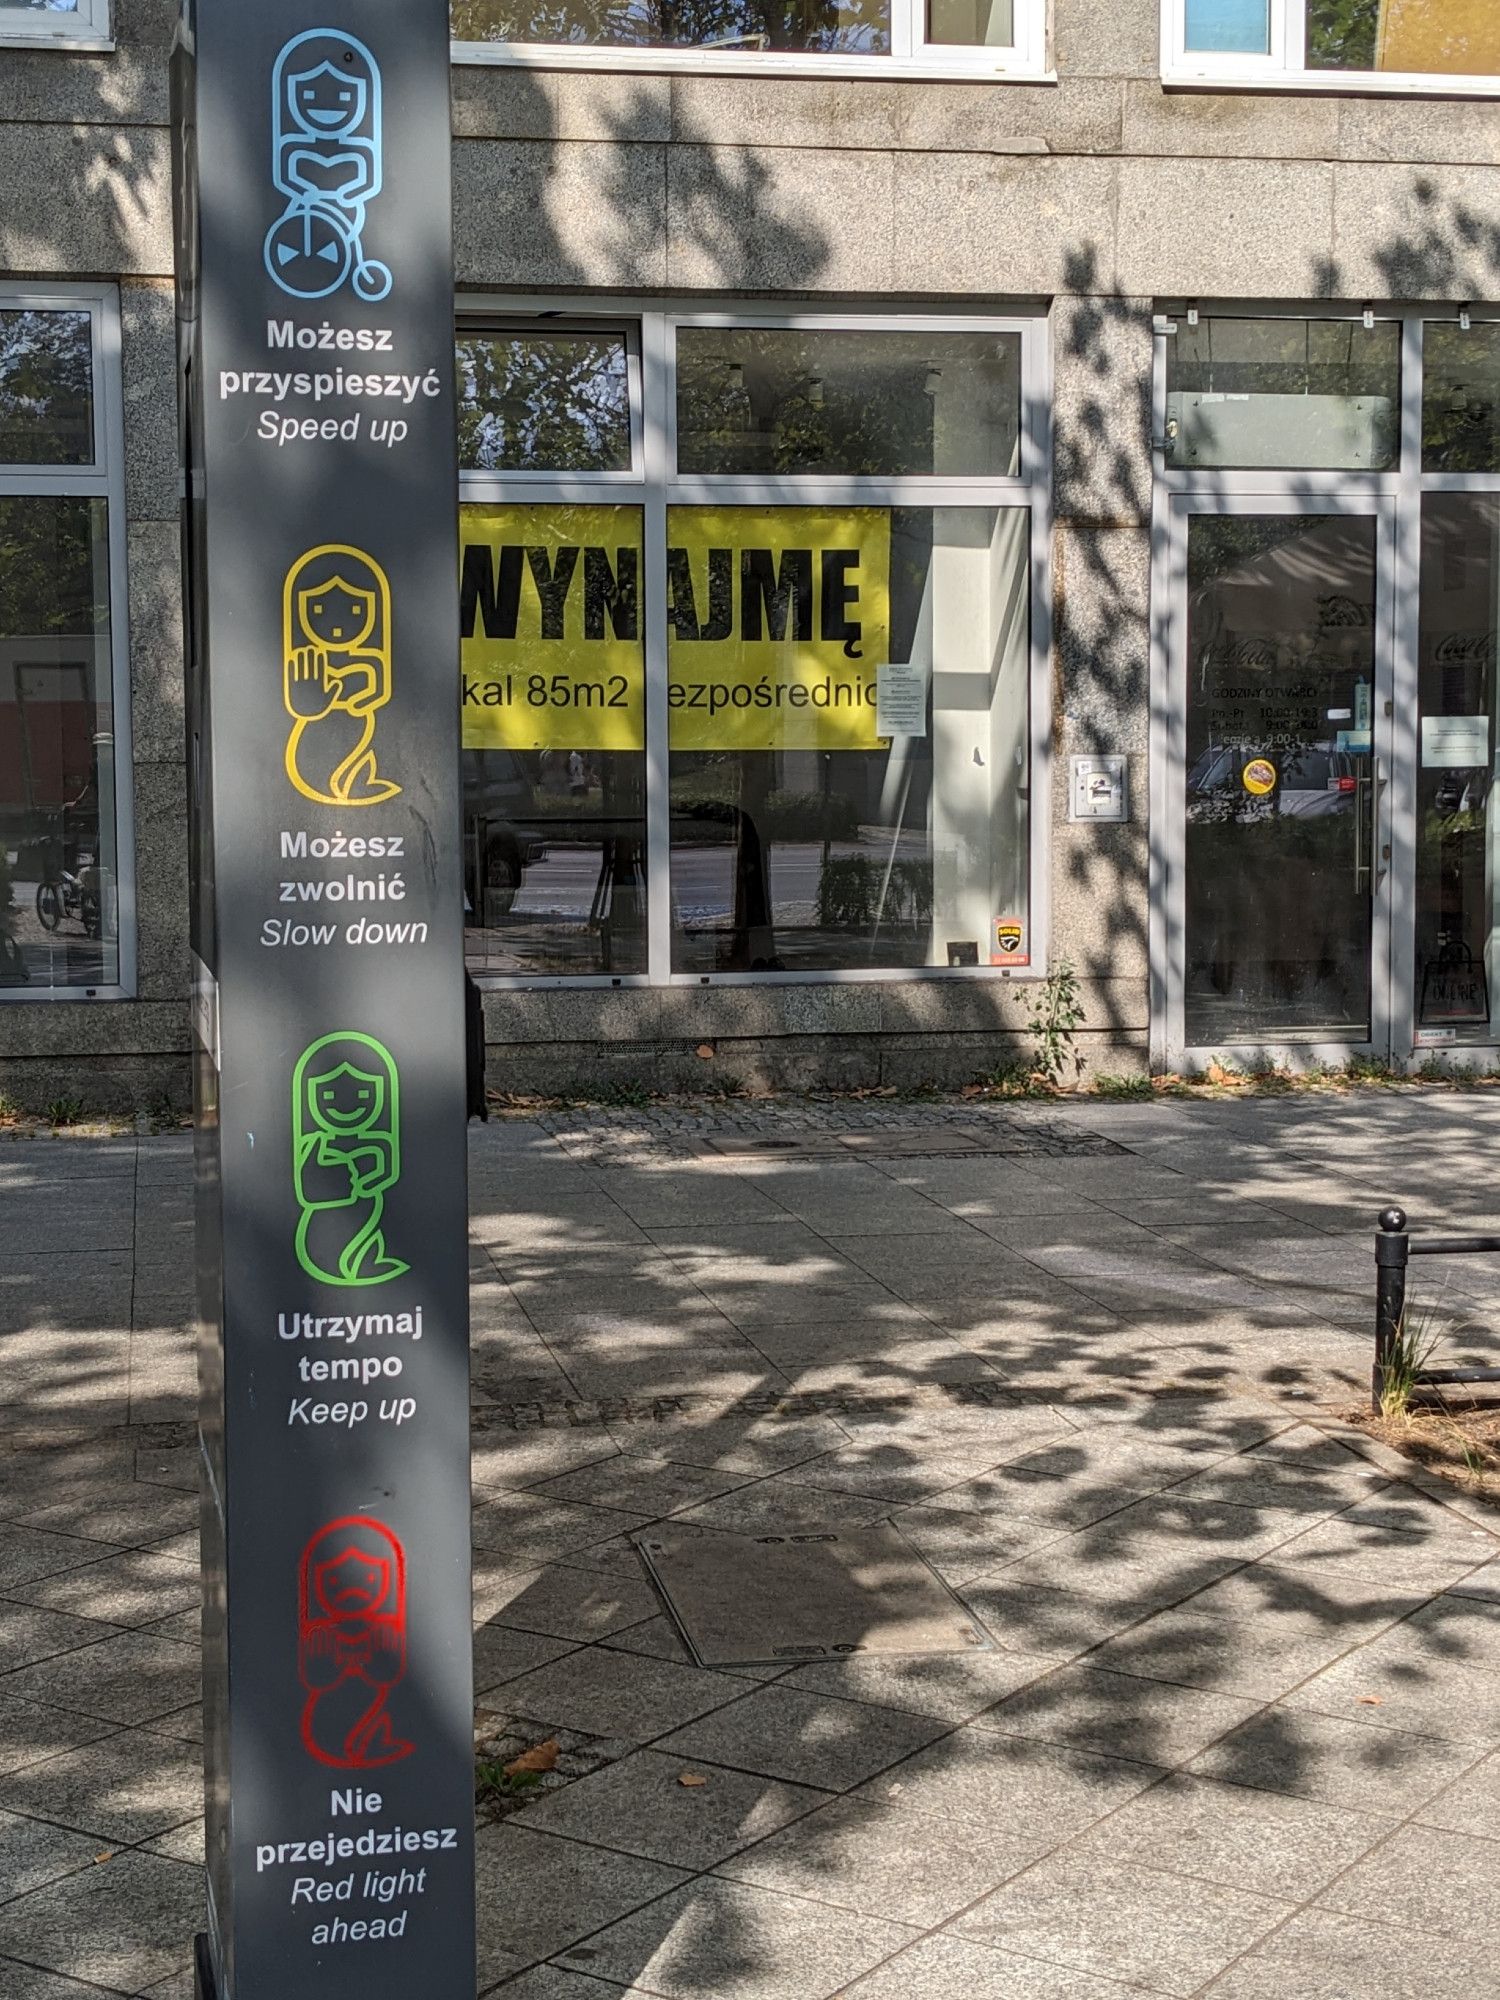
974 1662 1261 1765
1188 1705 1478 1816
0 1848 201 1992
1200 1905 1499 1999
657 1685 948 1792
0 1694 117 1778
0 1727 201 1845
0 1630 200 1728
493 1644 746 1743
0 1959 136 2000
554 1875 918 2000
7 1549 200 1629
511 1749 829 1870
842 1933 1161 1998
478 1562 662 1643
717 1792 1042 1926
1067 1771 1392 1900
473 1823 689 1967
856 1732 1163 1843
950 1851 1292 1997
0 1808 104 1911
1318 1820 1500 1935
1414 1748 1500 1835
1278 1630 1500 1743
0 1604 126 1677
1086 1604 1376 1702
781 1647 1058 1723
471 1493 655 1565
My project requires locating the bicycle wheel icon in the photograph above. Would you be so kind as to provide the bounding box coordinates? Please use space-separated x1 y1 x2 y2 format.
265 206 355 300
352 258 392 304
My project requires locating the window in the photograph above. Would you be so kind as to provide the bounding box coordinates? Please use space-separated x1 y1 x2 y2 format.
1167 0 1500 89
0 292 132 1000
1164 315 1401 471
0 0 110 47
451 0 1046 72
458 311 1047 986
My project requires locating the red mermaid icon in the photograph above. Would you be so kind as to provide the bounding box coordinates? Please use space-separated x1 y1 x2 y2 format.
298 1514 414 1770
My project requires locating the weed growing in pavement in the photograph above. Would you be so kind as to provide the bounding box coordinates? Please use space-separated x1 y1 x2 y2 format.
1377 1302 1451 1422
46 1095 85 1128
1092 1073 1153 1101
1026 960 1085 1086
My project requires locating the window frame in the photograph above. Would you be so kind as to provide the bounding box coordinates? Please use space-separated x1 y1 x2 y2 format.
0 283 135 1006
0 0 111 51
458 298 1053 991
1163 0 1500 96
452 0 1050 81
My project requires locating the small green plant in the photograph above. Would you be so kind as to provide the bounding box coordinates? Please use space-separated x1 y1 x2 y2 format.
1026 960 1085 1085
591 1079 654 1110
46 1095 85 1128
1377 1302 1449 1422
1344 1053 1400 1084
1414 1054 1457 1082
1092 1073 1152 1101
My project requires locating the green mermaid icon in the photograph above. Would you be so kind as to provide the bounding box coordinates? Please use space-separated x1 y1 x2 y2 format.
292 1032 409 1288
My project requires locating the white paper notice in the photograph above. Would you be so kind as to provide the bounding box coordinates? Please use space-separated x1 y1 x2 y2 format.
876 662 928 738
1421 715 1490 768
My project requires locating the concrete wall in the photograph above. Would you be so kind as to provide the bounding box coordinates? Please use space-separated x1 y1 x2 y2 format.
2 0 1499 1105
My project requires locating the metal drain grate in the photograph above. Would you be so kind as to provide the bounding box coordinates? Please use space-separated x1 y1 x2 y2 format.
635 1523 994 1669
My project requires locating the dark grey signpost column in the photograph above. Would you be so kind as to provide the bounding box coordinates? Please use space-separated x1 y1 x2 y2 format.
172 3 474 1994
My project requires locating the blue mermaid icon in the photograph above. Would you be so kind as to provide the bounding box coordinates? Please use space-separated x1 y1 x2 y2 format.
264 29 392 304
292 1033 409 1289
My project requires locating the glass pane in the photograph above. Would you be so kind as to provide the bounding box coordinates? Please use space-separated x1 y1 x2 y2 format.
1184 515 1377 1045
1184 0 1270 54
0 309 93 466
927 0 1013 47
1310 0 1500 75
1 496 120 992
451 0 890 53
459 502 647 976
668 504 1030 974
1423 324 1500 473
1416 496 1500 1041
676 330 1022 477
457 331 631 474
1166 316 1400 472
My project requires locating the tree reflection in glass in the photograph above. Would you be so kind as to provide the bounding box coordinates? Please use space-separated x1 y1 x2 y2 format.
452 0 891 52
457 332 631 473
0 310 92 467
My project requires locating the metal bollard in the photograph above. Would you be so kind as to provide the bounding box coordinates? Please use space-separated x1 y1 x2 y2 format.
1373 1206 1409 1413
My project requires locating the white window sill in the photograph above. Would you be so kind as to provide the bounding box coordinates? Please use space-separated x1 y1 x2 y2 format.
1164 62 1500 99
454 40 1054 83
0 33 113 52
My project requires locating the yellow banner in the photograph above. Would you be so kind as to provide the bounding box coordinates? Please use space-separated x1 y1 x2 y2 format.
460 503 893 755
1378 0 1500 73
667 506 890 753
460 503 645 752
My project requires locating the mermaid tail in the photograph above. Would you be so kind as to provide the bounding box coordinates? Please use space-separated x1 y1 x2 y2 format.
297 1196 409 1289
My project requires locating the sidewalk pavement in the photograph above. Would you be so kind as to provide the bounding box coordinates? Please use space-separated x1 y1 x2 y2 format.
0 1090 1498 1998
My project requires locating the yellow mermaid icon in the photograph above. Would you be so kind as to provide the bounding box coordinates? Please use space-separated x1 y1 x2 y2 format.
283 544 401 807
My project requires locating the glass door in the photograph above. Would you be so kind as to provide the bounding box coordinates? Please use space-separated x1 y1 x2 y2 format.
1163 494 1396 1062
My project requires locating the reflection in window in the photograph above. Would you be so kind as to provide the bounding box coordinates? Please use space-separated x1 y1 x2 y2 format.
676 329 1022 478
927 0 1012 45
0 310 93 467
459 502 647 975
1184 0 1270 53
1415 496 1500 1040
1183 515 1377 1045
451 0 891 51
1423 324 1500 474
1165 317 1400 471
667 505 1030 974
0 496 119 992
1311 0 1500 74
457 331 631 474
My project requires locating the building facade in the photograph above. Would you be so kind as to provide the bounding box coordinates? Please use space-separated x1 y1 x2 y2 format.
3 0 1500 1106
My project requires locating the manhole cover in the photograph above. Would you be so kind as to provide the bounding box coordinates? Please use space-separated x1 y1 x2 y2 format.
635 1523 994 1669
